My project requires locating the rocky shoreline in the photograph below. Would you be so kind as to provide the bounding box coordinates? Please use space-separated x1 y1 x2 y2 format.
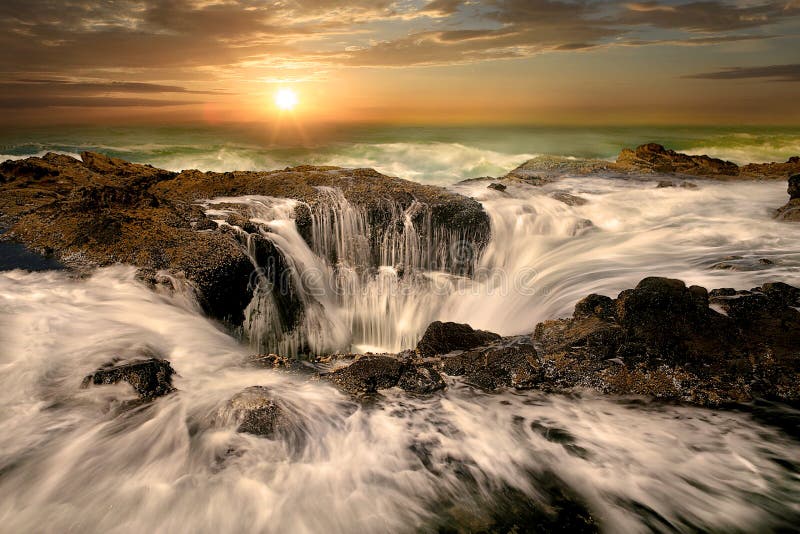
2 144 800 412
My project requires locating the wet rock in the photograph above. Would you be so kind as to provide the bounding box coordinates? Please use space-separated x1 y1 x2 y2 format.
324 355 406 394
775 174 800 221
416 321 501 357
227 386 299 441
616 143 739 177
440 338 541 390
551 192 588 206
530 277 800 406
0 153 492 331
487 182 507 192
397 363 446 394
81 358 175 399
572 294 615 320
789 173 800 199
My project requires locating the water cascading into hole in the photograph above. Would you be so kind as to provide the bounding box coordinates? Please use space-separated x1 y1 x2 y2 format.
202 188 487 356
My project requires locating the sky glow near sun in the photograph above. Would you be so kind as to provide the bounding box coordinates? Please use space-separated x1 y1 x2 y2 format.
0 0 799 125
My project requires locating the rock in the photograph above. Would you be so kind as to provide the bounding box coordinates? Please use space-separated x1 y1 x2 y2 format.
789 173 800 199
323 355 406 394
397 363 446 394
616 143 739 176
487 182 507 192
81 358 175 399
227 386 299 440
529 277 800 406
0 153 492 338
439 338 541 390
551 192 588 206
416 321 501 357
572 294 615 320
775 174 800 221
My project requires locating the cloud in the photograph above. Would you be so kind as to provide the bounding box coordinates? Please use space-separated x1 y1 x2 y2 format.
685 63 800 81
0 96 194 108
0 0 798 106
618 0 798 32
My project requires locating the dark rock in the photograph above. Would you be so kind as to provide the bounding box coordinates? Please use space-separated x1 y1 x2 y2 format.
223 386 308 450
789 173 800 199
572 294 615 320
776 174 800 221
81 358 175 399
416 321 501 357
324 355 406 394
440 339 540 390
487 182 507 192
397 364 446 394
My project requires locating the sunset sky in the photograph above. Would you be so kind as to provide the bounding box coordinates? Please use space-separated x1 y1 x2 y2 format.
2 0 799 126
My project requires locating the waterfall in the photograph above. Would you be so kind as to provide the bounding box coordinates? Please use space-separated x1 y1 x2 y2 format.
202 189 483 356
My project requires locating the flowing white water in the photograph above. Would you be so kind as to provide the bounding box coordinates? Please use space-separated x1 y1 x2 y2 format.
200 175 800 356
0 268 799 532
2 171 800 531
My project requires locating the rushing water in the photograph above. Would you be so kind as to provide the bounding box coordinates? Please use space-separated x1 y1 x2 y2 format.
1 268 799 532
197 175 800 356
2 132 800 530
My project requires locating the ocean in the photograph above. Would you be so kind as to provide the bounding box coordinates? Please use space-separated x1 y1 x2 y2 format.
2 124 800 183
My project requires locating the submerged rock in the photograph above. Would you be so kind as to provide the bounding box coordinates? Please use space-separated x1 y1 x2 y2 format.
551 192 588 206
226 386 300 441
81 358 176 400
487 182 507 192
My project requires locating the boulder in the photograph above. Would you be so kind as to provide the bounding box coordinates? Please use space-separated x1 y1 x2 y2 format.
416 321 501 357
439 339 541 390
775 174 800 221
81 358 175 399
227 386 299 441
616 143 740 177
487 182 507 192
323 355 407 394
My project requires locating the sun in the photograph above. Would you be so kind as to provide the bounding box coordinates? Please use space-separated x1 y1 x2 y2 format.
275 88 298 111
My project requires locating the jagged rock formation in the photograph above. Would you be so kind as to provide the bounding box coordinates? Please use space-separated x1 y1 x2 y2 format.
485 143 800 183
81 358 176 400
0 152 491 339
313 278 800 407
775 173 800 221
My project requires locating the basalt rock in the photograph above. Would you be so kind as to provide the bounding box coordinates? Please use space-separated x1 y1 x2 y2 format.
531 277 800 406
616 143 739 176
506 144 799 181
775 174 800 221
226 386 301 443
0 153 492 333
322 354 447 395
416 321 502 357
81 358 176 400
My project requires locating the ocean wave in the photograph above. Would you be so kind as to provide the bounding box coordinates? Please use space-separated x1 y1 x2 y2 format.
683 136 800 165
319 142 536 184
